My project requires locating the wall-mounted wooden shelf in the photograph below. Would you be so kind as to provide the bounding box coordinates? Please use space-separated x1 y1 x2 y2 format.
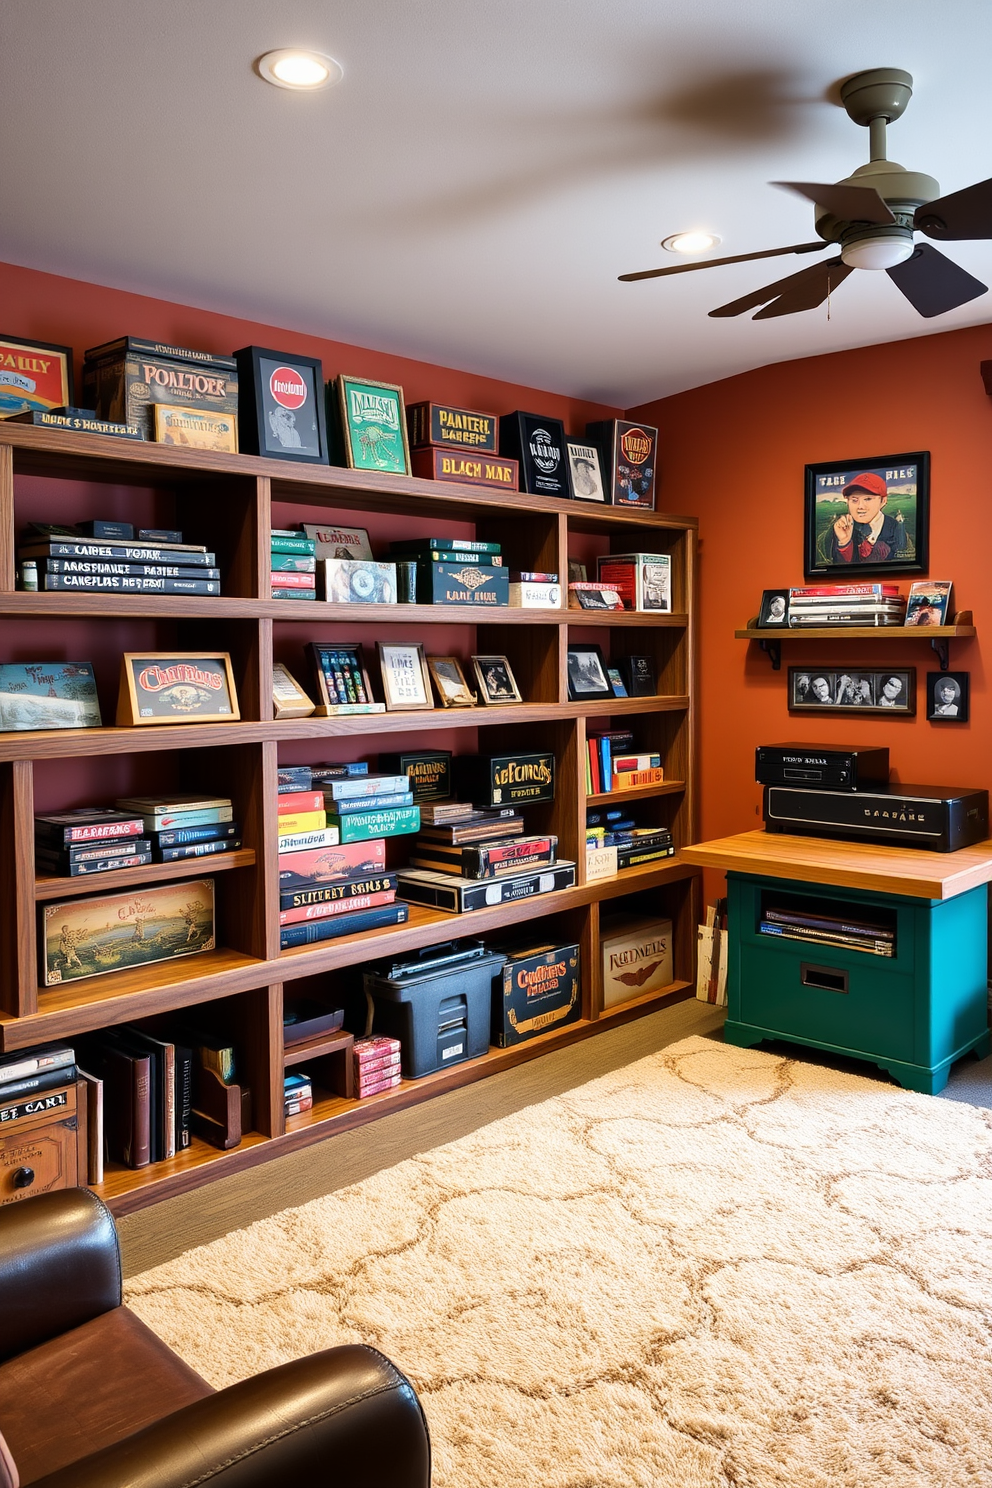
736 611 975 671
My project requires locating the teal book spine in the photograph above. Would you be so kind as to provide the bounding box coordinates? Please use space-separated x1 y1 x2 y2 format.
326 806 421 842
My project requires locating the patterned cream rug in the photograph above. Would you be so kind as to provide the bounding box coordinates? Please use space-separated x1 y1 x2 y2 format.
126 1036 992 1487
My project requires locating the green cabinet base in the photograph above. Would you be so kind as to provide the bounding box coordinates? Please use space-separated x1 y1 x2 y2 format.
724 1018 991 1095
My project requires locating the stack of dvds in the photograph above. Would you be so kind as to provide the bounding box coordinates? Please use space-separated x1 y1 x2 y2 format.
35 807 151 877
585 808 674 870
271 528 317 600
398 804 575 913
277 763 412 950
787 584 906 626
387 537 509 607
353 1035 402 1098
18 521 222 596
284 1072 312 1116
114 795 240 862
586 730 664 793
759 904 895 957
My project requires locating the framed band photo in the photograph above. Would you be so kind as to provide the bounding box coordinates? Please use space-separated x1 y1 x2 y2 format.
234 346 328 464
427 655 477 708
566 642 613 702
472 654 522 705
927 670 969 722
117 653 240 726
789 666 916 716
377 641 433 711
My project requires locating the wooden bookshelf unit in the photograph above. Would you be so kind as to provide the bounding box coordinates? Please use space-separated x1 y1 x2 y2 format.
0 423 700 1213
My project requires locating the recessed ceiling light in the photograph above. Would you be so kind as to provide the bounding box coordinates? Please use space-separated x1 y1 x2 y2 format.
661 232 722 255
256 49 343 90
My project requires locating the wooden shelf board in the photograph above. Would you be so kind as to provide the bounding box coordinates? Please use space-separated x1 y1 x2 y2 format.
586 779 685 806
736 624 976 642
0 721 264 762
101 980 694 1215
681 829 992 901
283 1029 353 1068
0 593 261 619
34 848 255 900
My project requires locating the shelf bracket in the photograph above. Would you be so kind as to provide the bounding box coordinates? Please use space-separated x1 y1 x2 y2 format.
931 635 950 672
759 637 782 671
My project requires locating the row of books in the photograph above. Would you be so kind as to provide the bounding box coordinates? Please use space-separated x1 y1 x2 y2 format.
759 905 895 957
34 796 240 877
585 807 674 872
17 521 222 595
586 729 664 794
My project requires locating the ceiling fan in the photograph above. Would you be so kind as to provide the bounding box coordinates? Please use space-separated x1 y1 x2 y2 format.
619 67 992 320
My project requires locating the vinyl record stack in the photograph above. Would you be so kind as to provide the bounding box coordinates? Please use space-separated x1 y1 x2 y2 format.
788 583 906 626
271 527 317 601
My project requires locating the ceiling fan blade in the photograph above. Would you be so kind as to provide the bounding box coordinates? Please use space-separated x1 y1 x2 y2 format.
709 258 850 319
618 242 825 283
915 177 992 240
886 243 988 317
772 180 895 224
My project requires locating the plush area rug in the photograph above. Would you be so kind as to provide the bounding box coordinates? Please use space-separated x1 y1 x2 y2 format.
126 1036 992 1486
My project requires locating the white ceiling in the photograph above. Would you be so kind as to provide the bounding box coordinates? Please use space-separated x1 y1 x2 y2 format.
3 0 992 406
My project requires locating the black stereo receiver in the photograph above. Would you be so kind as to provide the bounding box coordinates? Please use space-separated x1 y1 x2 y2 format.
763 783 989 853
755 743 889 791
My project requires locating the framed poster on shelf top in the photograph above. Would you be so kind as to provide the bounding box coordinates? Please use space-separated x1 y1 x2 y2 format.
332 374 411 475
234 345 329 464
0 334 74 418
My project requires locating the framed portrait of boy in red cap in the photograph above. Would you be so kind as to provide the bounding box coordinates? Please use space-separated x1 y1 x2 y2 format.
804 451 929 578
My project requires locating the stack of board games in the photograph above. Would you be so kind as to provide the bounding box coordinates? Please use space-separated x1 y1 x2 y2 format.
490 941 581 1046
35 807 151 878
82 336 238 447
596 553 672 613
17 522 222 596
398 802 575 913
586 731 664 794
586 808 674 871
408 401 519 492
388 538 510 608
114 794 240 862
271 528 317 600
276 762 412 950
508 570 561 608
787 584 907 626
353 1036 402 1098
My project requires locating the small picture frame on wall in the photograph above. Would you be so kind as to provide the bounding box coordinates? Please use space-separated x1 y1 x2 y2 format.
804 452 929 578
234 346 329 464
789 666 916 715
117 653 240 726
427 655 477 708
927 671 969 722
376 641 433 711
566 642 613 702
0 334 74 419
758 589 790 627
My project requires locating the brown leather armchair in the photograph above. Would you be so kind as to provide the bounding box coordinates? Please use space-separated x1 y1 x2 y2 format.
0 1189 431 1487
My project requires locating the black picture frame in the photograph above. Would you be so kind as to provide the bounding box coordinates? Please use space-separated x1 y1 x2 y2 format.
758 589 790 627
804 451 929 578
617 654 656 698
927 670 969 722
788 666 916 716
234 345 329 464
566 642 613 702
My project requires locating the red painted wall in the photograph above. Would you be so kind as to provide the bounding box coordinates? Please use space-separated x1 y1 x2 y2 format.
630 322 992 852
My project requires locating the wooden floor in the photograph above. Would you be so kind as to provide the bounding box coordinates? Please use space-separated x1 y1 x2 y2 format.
119 998 727 1276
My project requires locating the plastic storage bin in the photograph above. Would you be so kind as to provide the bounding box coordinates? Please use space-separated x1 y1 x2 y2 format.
364 941 505 1077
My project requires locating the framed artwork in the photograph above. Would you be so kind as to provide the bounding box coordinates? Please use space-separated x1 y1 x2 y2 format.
377 641 433 710
272 662 316 719
804 452 929 578
565 440 606 502
906 581 953 627
427 655 477 708
617 655 656 698
789 666 916 715
607 666 628 698
566 642 613 702
927 671 969 722
0 661 101 731
333 374 411 475
306 643 383 714
758 589 790 627
117 653 240 726
472 654 522 705
234 346 329 464
0 334 74 418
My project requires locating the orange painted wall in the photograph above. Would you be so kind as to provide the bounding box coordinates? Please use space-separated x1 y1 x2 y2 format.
630 322 992 850
0 258 619 432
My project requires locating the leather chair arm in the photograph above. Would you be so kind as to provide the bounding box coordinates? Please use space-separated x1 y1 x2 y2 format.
0 1190 121 1362
30 1344 432 1488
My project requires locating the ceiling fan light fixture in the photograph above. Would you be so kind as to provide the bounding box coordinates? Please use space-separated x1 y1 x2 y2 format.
661 231 722 255
256 49 342 90
840 233 915 270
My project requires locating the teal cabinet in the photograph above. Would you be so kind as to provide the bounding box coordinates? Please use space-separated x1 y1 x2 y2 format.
724 872 990 1093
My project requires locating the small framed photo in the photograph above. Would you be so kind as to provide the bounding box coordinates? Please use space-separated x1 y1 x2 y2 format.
566 642 613 702
568 559 588 583
272 662 316 719
333 374 411 475
906 581 953 627
0 661 101 731
0 334 74 418
377 641 433 711
927 671 969 722
566 440 606 502
789 666 916 715
234 346 329 464
472 654 523 705
805 452 929 578
607 666 628 698
758 589 790 627
306 643 382 714
427 655 477 708
117 653 240 726
617 655 656 698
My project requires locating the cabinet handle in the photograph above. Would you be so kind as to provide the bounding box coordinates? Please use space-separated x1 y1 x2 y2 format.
800 962 849 994
11 1166 35 1189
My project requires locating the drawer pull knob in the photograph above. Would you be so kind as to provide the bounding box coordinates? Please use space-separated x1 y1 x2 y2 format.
12 1166 35 1189
801 962 849 994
